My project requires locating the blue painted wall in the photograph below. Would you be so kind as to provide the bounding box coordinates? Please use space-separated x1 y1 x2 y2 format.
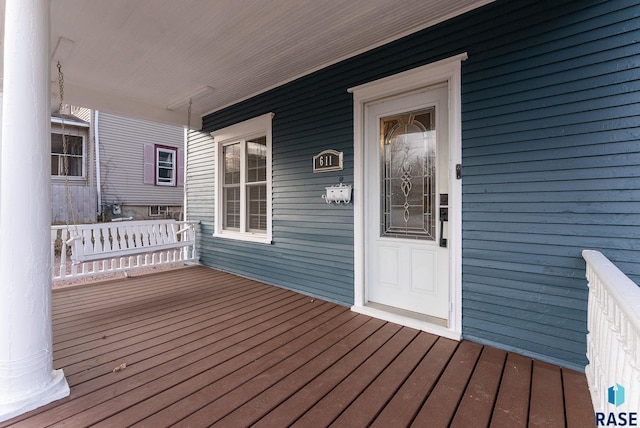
194 0 640 369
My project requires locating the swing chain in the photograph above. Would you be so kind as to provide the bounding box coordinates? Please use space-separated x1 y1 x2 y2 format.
57 62 69 178
57 61 79 231
57 62 64 111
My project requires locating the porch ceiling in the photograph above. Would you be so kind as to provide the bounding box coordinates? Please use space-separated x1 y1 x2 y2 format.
0 0 492 128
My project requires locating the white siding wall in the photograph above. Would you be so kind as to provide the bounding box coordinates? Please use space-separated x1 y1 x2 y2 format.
98 112 184 207
71 107 92 122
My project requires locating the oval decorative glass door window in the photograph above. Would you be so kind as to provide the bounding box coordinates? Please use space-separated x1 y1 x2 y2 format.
380 107 436 240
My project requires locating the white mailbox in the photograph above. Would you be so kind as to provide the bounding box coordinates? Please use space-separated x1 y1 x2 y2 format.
322 183 351 205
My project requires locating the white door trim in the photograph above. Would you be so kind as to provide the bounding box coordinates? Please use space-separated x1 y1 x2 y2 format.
348 53 466 340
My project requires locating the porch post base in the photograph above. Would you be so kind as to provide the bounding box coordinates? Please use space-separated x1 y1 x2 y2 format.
0 369 69 423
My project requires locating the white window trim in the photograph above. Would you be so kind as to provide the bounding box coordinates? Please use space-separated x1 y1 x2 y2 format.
348 53 466 340
51 131 86 180
156 145 177 186
211 113 274 244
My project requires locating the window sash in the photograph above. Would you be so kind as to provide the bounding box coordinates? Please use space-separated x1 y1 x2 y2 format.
247 182 267 232
51 134 84 177
221 137 267 234
156 147 176 186
223 184 241 230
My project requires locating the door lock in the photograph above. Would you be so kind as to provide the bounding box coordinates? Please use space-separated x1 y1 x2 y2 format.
439 207 448 248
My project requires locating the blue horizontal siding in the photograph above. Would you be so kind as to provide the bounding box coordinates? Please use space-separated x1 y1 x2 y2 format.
194 0 639 369
199 71 355 307
460 0 640 369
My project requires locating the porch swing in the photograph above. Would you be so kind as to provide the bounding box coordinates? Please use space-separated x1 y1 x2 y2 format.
55 62 198 272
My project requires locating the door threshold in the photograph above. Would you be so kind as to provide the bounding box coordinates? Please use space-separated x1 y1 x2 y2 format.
367 302 448 327
351 302 461 341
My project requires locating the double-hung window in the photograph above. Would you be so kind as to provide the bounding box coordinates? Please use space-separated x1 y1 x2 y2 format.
213 113 273 243
51 133 85 178
156 146 177 186
143 144 183 187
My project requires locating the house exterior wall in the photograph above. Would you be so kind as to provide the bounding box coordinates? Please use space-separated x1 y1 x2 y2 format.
190 0 639 369
51 184 97 224
97 112 184 218
50 120 97 224
71 106 92 123
185 129 216 250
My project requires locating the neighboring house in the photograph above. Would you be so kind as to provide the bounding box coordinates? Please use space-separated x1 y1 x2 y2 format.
186 0 639 372
50 108 184 223
50 109 96 224
96 112 184 221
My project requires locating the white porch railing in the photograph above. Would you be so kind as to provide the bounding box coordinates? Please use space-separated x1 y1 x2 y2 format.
583 249 640 413
51 219 199 282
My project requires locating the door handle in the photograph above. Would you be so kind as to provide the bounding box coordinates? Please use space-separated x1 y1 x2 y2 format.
439 207 448 248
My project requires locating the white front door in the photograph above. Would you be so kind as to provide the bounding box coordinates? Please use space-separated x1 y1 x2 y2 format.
365 86 450 321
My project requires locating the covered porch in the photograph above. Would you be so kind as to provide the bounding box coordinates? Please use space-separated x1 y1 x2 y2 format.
1 266 594 427
2 0 639 423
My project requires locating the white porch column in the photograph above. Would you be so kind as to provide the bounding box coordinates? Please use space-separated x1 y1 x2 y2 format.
0 0 70 422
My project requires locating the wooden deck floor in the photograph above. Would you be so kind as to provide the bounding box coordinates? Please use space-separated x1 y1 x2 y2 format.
2 266 594 427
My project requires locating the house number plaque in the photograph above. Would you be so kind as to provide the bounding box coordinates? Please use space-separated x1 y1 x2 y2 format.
313 149 343 173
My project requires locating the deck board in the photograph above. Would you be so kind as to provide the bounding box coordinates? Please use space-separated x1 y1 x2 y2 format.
228 325 415 427
177 315 382 426
371 335 458 427
329 328 430 427
1 266 595 428
529 360 567 428
412 340 484 427
490 352 532 428
289 322 403 427
143 310 366 426
92 303 352 427
253 327 423 427
450 346 507 427
563 368 596 428
71 299 345 427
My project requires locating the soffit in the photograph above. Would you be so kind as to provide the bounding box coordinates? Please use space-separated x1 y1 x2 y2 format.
0 0 492 127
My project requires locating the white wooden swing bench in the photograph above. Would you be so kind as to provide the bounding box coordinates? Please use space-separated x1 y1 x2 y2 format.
51 219 199 282
49 63 199 282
